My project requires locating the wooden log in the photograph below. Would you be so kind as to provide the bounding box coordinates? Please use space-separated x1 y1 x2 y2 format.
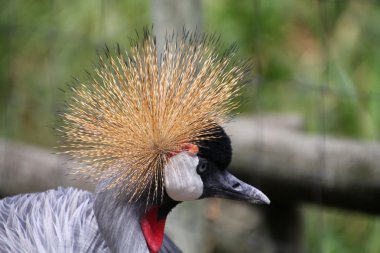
0 139 93 197
226 115 380 214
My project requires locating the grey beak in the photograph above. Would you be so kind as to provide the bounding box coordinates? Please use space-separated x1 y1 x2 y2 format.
201 168 270 205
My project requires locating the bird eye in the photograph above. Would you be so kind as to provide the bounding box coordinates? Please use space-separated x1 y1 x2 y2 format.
197 160 208 174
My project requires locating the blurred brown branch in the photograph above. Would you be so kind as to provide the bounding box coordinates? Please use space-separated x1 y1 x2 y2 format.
0 139 93 197
227 115 380 214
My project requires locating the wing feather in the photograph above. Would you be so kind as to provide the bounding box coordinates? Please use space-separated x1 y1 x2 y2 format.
0 187 109 253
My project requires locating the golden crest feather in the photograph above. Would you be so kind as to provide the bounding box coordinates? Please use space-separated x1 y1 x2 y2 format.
58 30 249 203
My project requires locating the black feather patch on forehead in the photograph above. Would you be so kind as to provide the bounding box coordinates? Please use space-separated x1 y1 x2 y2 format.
197 126 232 170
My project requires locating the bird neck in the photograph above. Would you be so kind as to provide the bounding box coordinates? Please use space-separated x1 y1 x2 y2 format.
94 180 179 253
140 200 179 253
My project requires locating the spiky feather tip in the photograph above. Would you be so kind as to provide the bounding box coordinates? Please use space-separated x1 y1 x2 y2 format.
58 30 250 203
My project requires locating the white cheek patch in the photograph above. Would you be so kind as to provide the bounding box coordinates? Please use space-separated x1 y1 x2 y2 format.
164 152 203 201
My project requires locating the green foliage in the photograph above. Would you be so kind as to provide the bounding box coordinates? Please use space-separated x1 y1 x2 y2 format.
204 0 380 139
0 0 149 145
304 206 380 253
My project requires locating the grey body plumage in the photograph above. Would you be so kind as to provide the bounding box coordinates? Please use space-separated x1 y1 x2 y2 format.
0 188 109 253
0 187 180 253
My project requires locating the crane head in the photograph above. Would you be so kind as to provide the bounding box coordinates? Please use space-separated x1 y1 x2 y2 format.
164 126 270 205
59 29 267 206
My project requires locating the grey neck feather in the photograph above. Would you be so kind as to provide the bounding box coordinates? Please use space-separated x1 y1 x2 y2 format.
94 180 149 253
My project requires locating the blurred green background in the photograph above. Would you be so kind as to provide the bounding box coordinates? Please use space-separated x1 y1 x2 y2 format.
1 0 380 252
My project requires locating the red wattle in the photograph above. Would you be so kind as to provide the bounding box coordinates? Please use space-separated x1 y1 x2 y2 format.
140 206 167 253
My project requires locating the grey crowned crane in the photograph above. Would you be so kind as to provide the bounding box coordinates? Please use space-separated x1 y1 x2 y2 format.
0 31 270 253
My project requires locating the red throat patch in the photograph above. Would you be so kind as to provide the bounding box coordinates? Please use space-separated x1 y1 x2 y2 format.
140 206 167 253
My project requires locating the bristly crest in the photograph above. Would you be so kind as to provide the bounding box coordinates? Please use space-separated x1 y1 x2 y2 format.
58 30 250 204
